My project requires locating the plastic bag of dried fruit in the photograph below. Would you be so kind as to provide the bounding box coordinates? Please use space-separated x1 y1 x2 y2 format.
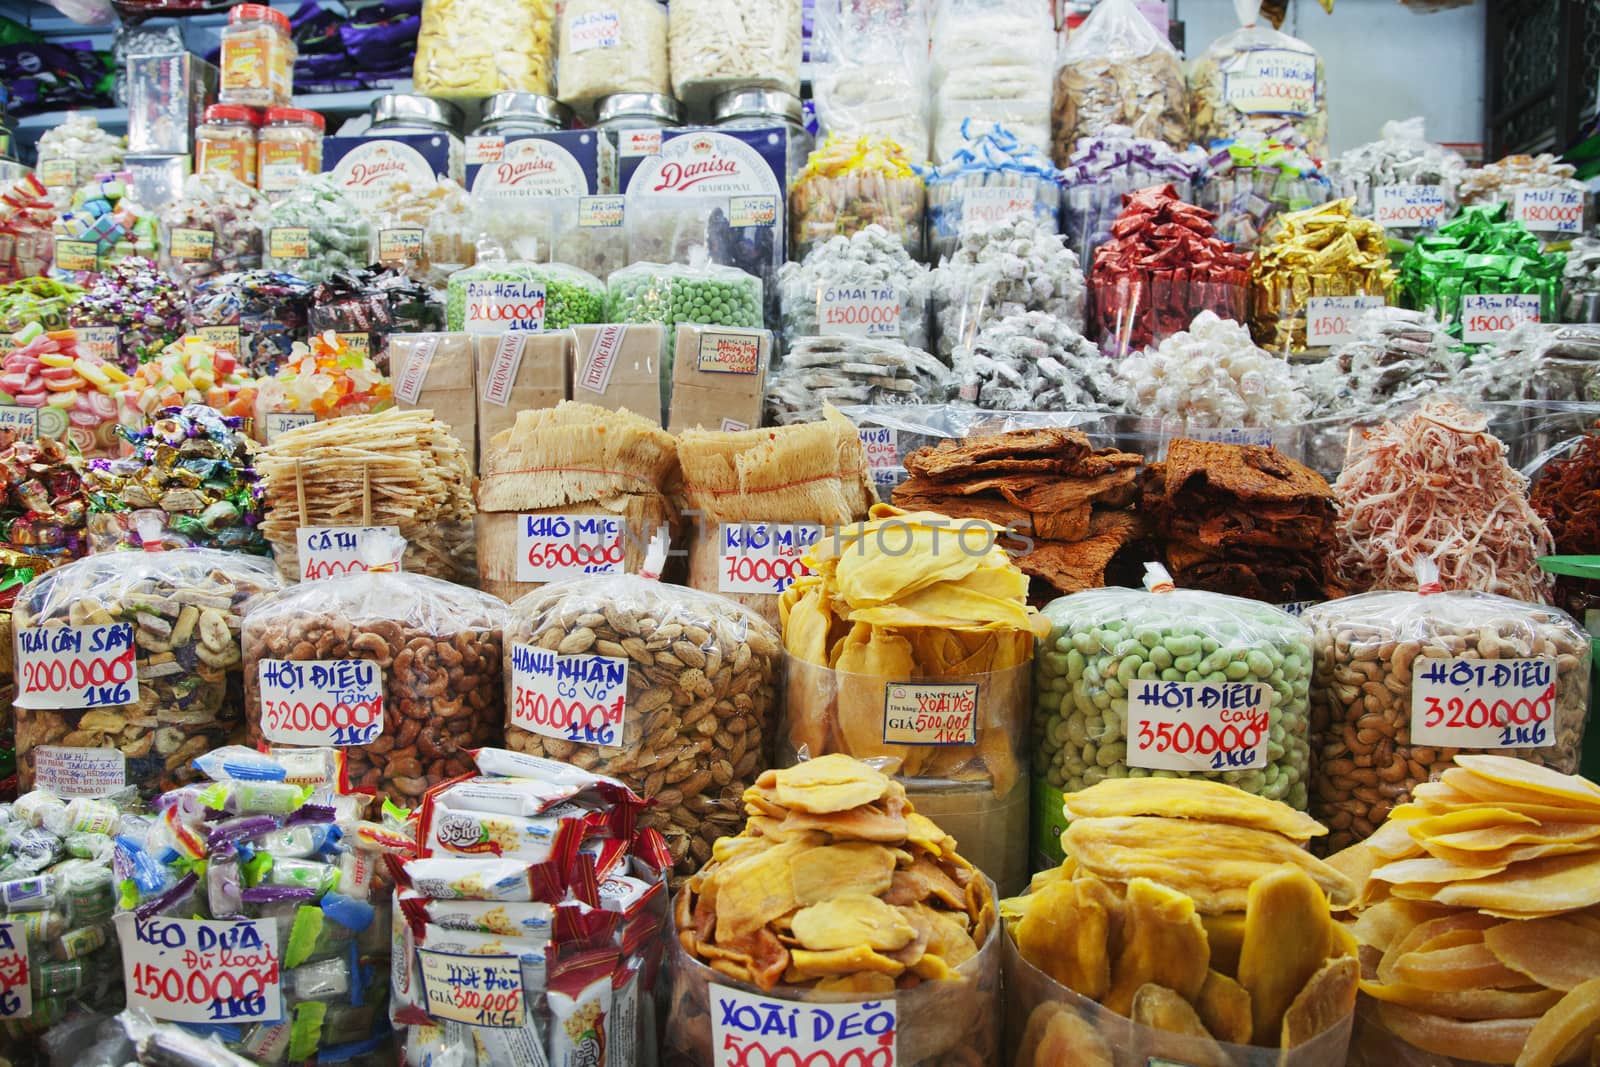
503 540 780 883
1305 559 1590 853
11 548 282 799
243 567 508 807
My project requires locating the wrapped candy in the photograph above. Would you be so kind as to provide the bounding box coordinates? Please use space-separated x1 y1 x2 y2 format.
929 0 1054 162
263 176 372 284
306 269 446 374
0 174 59 283
186 270 312 377
253 332 393 424
1460 152 1589 211
1249 197 1395 353
954 307 1115 411
34 115 125 204
778 223 932 350
790 136 926 260
1088 183 1252 354
922 122 1061 261
118 335 259 427
1296 306 1463 415
1050 0 1188 163
0 436 89 563
1563 235 1600 323
85 404 266 553
158 172 271 289
1189 0 1327 157
766 335 950 423
1398 202 1564 346
0 278 82 333
0 323 127 456
1114 309 1311 430
373 179 479 290
67 257 187 371
1059 125 1209 273
52 172 158 280
930 213 1085 364
1198 129 1333 249
1327 117 1467 235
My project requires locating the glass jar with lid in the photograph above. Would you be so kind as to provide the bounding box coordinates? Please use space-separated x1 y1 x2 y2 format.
712 88 811 188
219 4 295 109
195 104 260 187
595 92 683 130
258 107 325 196
471 92 571 137
365 94 465 136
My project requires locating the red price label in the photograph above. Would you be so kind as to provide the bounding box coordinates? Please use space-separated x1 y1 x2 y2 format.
1129 680 1270 772
1513 188 1584 234
1222 48 1318 116
15 624 138 710
1373 184 1450 228
1461 293 1541 342
820 285 902 339
1412 656 1558 749
509 643 627 748
719 522 820 594
1306 295 1385 346
258 658 384 747
417 949 526 1028
118 916 281 1025
296 525 404 580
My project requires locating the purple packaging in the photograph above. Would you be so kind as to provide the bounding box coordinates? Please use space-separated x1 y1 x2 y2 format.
465 130 618 198
322 133 464 212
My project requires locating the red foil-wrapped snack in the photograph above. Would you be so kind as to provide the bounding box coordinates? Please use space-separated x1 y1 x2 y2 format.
1089 183 1253 355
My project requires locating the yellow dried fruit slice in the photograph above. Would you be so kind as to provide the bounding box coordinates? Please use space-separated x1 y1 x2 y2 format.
1377 912 1502 985
1281 956 1358 1049
1201 912 1247 977
1429 821 1600 853
783 586 832 668
1430 840 1600 870
1516 977 1600 1067
713 838 815 942
904 812 955 857
791 893 916 952
1104 878 1210 1016
1018 1003 1113 1067
1014 876 1117 1001
766 753 893 813
789 843 899 905
1347 900 1454 952
1131 984 1230 1067
1238 866 1334 1046
1482 917 1600 992
813 973 896 995
1196 969 1253 1045
1360 978 1564 1019
1432 853 1600 915
916 902 978 969
1393 941 1536 992
1406 809 1541 843
785 944 907 982
1453 755 1600 809
1371 856 1510 884
1061 778 1327 840
1377 1002 1538 1063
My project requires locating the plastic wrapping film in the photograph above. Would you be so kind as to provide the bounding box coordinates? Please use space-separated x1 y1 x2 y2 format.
556 0 670 109
185 269 313 377
373 180 480 291
929 0 1053 162
1058 126 1208 274
1199 133 1333 250
1248 198 1395 354
414 0 554 97
244 571 508 806
1112 311 1311 429
503 574 782 882
608 259 763 393
779 223 933 349
955 308 1115 413
1188 0 1328 156
264 175 372 285
1306 587 1589 851
158 172 271 291
930 214 1085 365
766 336 950 425
12 549 282 798
922 122 1061 262
810 0 930 158
668 0 802 108
445 259 606 333
790 137 927 260
1050 0 1188 165
1327 117 1467 236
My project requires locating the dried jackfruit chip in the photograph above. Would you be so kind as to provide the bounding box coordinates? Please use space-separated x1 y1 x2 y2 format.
1062 778 1327 840
791 893 917 952
1431 853 1600 915
1131 984 1230 1067
1359 978 1564 1020
1014 876 1117 1001
1238 866 1335 1046
1196 969 1253 1045
785 944 907 982
790 843 900 905
1482 917 1600 992
770 752 893 813
1376 1003 1538 1064
1104 878 1210 1016
1392 941 1533 992
1018 1003 1114 1067
1515 978 1600 1067
1281 956 1357 1050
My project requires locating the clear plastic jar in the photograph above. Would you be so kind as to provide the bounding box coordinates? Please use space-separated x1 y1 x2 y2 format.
712 88 811 188
219 3 295 109
470 91 570 136
257 106 324 195
195 104 260 187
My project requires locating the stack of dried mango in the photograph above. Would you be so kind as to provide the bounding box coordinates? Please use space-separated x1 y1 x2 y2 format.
666 754 998 1064
1006 778 1359 1066
1334 755 1600 1067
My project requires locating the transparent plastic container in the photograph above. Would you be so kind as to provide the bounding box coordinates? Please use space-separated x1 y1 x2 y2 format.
219 3 295 109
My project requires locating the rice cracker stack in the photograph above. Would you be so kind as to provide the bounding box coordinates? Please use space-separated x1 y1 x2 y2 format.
892 427 1148 599
1006 777 1359 1066
1333 755 1600 1067
475 401 680 601
257 407 475 582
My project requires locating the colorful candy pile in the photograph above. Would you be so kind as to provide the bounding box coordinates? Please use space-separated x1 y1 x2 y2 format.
790 135 927 259
1199 131 1333 249
187 269 313 377
1059 126 1209 272
254 331 392 420
0 435 89 563
118 335 259 426
306 268 445 374
69 257 188 370
922 122 1063 260
0 323 126 455
52 171 158 277
0 174 60 283
1250 198 1395 353
0 278 82 333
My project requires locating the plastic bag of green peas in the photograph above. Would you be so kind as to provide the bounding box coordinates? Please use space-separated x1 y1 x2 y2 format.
446 260 607 332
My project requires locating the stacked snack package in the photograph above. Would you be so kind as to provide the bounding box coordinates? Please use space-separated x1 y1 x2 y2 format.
1050 0 1187 165
51 172 158 280
264 177 373 284
393 748 671 1066
1189 0 1328 157
1328 117 1467 239
929 0 1053 162
186 270 313 377
0 278 83 333
252 332 393 433
111 745 409 1063
809 0 930 159
0 323 128 456
158 173 271 291
68 257 187 371
414 0 554 97
308 269 448 374
1562 236 1600 322
0 174 59 283
922 123 1062 262
118 335 259 428
1200 131 1333 250
790 136 927 260
1059 127 1209 273
84 405 265 554
1089 185 1253 354
778 223 932 350
930 213 1086 364
1249 198 1395 354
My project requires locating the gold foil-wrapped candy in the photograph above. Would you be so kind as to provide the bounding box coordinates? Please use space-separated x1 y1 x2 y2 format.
1249 198 1395 354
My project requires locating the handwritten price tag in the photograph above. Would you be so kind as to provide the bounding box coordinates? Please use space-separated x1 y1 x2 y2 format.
1129 680 1270 772
258 659 384 747
1305 295 1386 346
1185 427 1274 447
417 949 527 1028
719 523 821 595
858 427 899 485
1412 657 1558 750
820 285 902 339
509 643 627 748
1222 47 1318 116
711 984 897 1067
1373 184 1450 229
882 683 978 746
264 411 316 442
1461 293 1540 343
1513 188 1585 235
296 525 404 580
118 915 281 1025
515 514 626 581
0 922 29 1020
15 624 138 710
961 186 1036 228
0 406 37 442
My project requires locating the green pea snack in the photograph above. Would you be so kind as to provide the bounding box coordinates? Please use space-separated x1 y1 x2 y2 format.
606 261 763 342
446 260 606 333
1031 578 1313 870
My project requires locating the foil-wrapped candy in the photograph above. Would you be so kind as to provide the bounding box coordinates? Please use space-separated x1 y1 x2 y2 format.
1249 197 1395 354
954 308 1115 411
931 214 1086 364
766 336 950 424
1114 310 1311 429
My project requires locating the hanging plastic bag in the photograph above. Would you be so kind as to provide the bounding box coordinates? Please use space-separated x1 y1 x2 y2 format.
1051 0 1187 165
1189 0 1328 157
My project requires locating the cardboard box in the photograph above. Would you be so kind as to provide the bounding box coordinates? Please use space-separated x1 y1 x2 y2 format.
667 325 770 433
323 133 465 212
571 324 665 425
474 331 572 455
390 333 478 472
127 53 218 155
465 129 618 197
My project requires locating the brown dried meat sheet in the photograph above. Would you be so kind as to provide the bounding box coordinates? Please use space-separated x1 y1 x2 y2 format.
1016 511 1147 595
1162 440 1335 507
1168 557 1329 604
890 487 1036 535
1168 510 1333 552
902 467 1141 513
902 428 1092 480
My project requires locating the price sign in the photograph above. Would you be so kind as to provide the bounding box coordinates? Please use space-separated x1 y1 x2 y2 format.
729 195 778 227
296 525 404 580
15 624 137 710
1461 293 1540 343
1373 185 1450 229
961 186 1036 228
73 326 119 364
269 227 311 259
696 330 763 374
509 643 627 748
568 8 621 50
718 523 821 595
464 280 546 333
1185 427 1274 447
169 228 215 261
1128 680 1270 772
0 922 29 1020
0 406 37 442
710 983 898 1067
1513 188 1585 235
264 411 316 442
1411 657 1558 750
858 426 898 485
417 949 527 1028
515 514 626 581
1222 47 1318 115
1305 295 1386 346
820 285 902 339
198 326 241 356
882 683 978 745
54 240 98 272
258 658 385 747
578 195 625 228
33 746 126 797
378 228 424 263
118 915 281 1025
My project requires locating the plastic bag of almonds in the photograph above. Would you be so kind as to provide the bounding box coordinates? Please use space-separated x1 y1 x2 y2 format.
12 549 281 798
1306 584 1590 852
504 572 780 882
243 571 508 806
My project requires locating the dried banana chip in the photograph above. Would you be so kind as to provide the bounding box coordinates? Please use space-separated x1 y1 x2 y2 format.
1062 777 1327 841
1482 917 1600 992
790 842 900 904
769 753 893 813
790 893 917 952
1196 969 1253 1045
1376 1003 1539 1064
1238 866 1336 1045
1104 878 1210 1016
1280 956 1357 1050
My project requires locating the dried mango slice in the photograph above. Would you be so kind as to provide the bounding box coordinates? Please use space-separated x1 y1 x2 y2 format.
1432 853 1600 915
790 843 899 905
1452 755 1600 809
1201 912 1247 977
1018 1003 1113 1067
885 856 966 909
763 754 893 813
1014 876 1117 1001
1377 912 1502 985
791 893 916 952
1516 977 1600 1067
1360 978 1564 1019
1061 778 1327 840
1238 866 1334 1046
1281 956 1357 1049
813 973 896 995
783 586 832 668
785 944 907 983
1104 878 1210 1016
1482 917 1600 992
905 812 956 857
1063 817 1356 913
713 838 815 942
1376 1003 1538 1063
1393 941 1535 992
1372 856 1510 884
1429 839 1600 871
1348 900 1453 952
1429 821 1600 853
1131 984 1230 1067
1196 969 1253 1045
915 902 978 969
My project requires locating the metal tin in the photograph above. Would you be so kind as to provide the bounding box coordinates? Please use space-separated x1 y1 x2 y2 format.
473 92 572 136
368 93 464 134
595 92 684 129
710 89 803 127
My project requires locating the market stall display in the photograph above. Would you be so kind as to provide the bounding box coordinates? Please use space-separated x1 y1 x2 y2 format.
373 180 479 290
185 270 312 377
1 323 127 457
35 115 126 203
929 0 1053 162
414 0 554 97
307 269 446 373
158 173 271 290
556 0 670 109
1113 311 1311 430
1050 0 1188 164
1200 133 1333 250
923 123 1061 262
1189 0 1328 156
1328 117 1467 237
0 436 89 568
668 0 801 108
118 335 258 433
1058 126 1209 274
52 172 158 279
68 257 186 371
1296 307 1463 418
778 223 931 349
765 335 951 424
0 174 58 284
1249 198 1395 353
252 332 392 433
791 137 926 261
809 0 930 158
446 260 606 333
931 213 1086 364
263 176 373 284
955 308 1117 412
